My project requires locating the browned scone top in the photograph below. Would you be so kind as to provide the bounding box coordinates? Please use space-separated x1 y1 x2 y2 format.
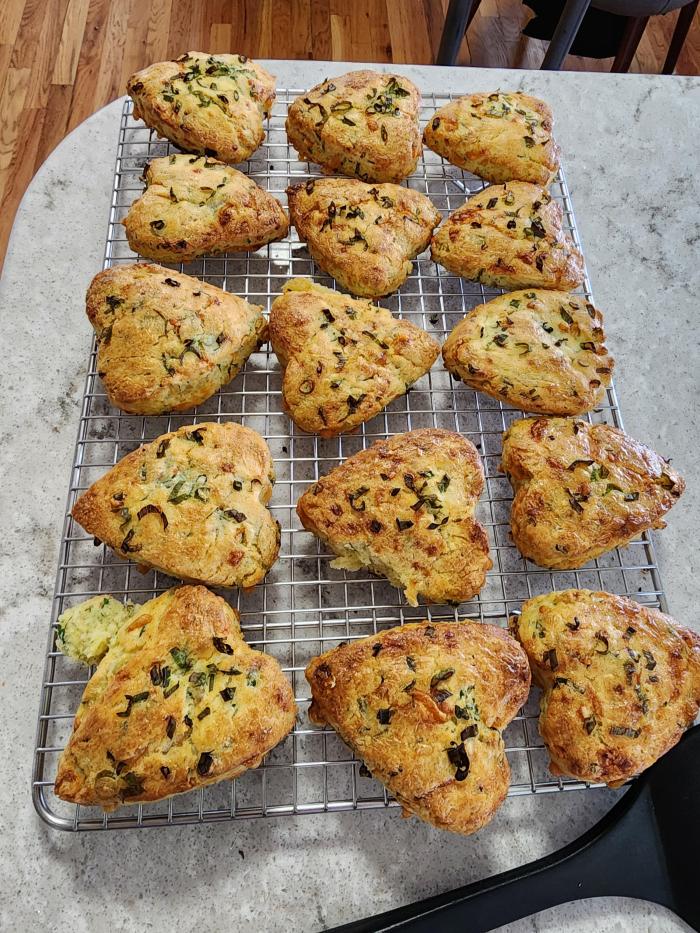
511 589 700 786
431 182 584 291
424 91 560 185
287 177 441 298
286 70 421 183
442 289 614 416
501 417 685 569
297 429 492 606
55 585 296 810
72 422 280 588
122 154 288 262
127 52 275 163
269 279 439 436
87 264 266 415
306 620 531 835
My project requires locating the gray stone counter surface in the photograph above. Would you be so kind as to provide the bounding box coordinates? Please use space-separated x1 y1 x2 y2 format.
0 60 698 932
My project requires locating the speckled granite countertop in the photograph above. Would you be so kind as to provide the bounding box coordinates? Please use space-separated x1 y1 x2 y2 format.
0 60 698 933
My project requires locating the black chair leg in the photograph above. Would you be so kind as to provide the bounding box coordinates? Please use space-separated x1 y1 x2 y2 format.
436 0 477 65
663 0 699 74
540 0 593 70
611 15 649 71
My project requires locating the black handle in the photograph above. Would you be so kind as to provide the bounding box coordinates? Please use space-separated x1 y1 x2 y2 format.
332 781 673 932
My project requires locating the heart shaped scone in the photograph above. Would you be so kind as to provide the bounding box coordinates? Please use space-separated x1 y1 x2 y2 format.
297 429 492 606
287 178 441 298
442 289 614 416
423 91 560 185
286 70 421 183
269 279 439 436
123 154 288 262
72 422 280 589
431 182 584 291
87 264 267 414
511 589 700 786
306 620 531 835
55 585 296 810
501 417 685 569
127 52 275 163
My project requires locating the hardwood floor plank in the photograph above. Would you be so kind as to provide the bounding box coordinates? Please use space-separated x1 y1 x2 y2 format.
210 23 232 53
53 0 91 84
386 0 432 63
34 82 73 172
310 0 332 62
25 0 71 108
92 0 129 111
0 66 31 203
67 0 111 131
119 0 152 90
0 0 27 47
144 0 172 62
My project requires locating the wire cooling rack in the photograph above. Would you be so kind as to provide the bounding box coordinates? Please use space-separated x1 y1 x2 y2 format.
33 91 668 831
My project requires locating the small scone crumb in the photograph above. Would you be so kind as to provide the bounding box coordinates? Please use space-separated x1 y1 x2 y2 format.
56 596 134 666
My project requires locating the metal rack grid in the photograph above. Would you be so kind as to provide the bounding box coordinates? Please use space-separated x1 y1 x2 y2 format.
33 91 667 831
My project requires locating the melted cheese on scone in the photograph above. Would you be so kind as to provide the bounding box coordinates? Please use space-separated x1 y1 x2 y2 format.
55 585 296 810
122 154 288 262
87 264 266 415
287 177 440 298
424 91 560 185
269 279 439 436
501 417 685 569
127 52 275 163
286 70 421 183
442 289 614 415
431 181 583 290
306 621 530 835
72 422 280 588
511 589 700 786
297 429 492 605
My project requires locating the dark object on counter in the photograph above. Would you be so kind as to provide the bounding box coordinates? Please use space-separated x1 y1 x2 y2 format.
329 724 700 932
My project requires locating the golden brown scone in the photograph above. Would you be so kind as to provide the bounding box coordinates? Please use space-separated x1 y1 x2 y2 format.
287 178 440 298
72 422 280 588
501 417 685 569
269 279 439 436
511 589 700 786
431 182 583 291
424 92 560 185
122 154 288 262
127 52 275 163
87 264 266 415
306 620 530 835
55 585 296 810
286 71 421 183
442 289 614 416
297 429 492 605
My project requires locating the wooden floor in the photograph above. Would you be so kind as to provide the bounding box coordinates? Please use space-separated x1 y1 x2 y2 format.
1 0 698 270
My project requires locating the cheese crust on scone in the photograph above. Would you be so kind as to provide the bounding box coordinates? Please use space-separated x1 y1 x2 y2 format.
87 264 266 414
127 52 275 163
72 422 280 588
511 589 700 786
442 289 613 415
297 429 492 605
424 91 560 185
431 182 583 291
286 70 421 183
269 279 439 436
306 620 530 835
55 585 296 810
501 417 685 569
122 154 288 262
287 177 440 297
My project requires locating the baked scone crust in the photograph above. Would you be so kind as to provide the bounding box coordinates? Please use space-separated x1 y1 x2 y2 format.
297 429 492 605
122 154 288 262
431 182 584 291
286 70 421 183
424 92 560 185
87 264 266 414
511 589 700 786
127 52 275 163
501 417 685 569
269 279 439 436
306 620 530 835
287 178 440 298
72 422 280 588
55 585 296 810
442 289 614 415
